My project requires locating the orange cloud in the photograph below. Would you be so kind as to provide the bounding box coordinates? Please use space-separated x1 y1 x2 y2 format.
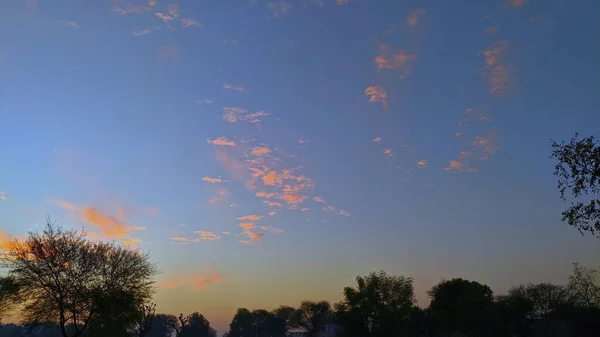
374 44 418 78
222 231 230 235
406 8 426 28
365 85 388 110
383 148 393 158
238 222 266 245
444 160 470 173
417 160 428 168
237 215 263 221
202 176 223 184
222 83 247 92
251 146 271 157
260 226 284 233
264 200 283 207
372 137 382 142
480 41 513 95
268 211 277 216
506 0 526 8
262 171 283 186
256 192 276 198
193 231 221 241
470 130 499 159
160 273 223 291
207 137 236 147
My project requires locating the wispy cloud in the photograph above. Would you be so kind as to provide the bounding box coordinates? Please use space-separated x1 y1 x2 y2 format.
417 160 428 168
374 44 418 78
133 29 152 36
193 231 221 241
339 209 351 216
313 196 325 203
298 137 310 144
268 2 292 17
207 137 236 147
444 160 474 173
383 148 393 158
222 83 247 92
365 85 388 110
406 8 426 28
484 26 498 35
55 200 142 245
0 192 7 201
237 215 263 221
251 146 271 157
506 0 526 8
57 20 78 29
222 107 269 125
155 12 174 23
479 41 513 95
372 137 382 142
112 5 151 15
238 222 266 245
202 177 223 184
260 226 284 233
208 187 229 204
160 273 223 291
470 130 499 160
181 18 202 28
197 98 213 104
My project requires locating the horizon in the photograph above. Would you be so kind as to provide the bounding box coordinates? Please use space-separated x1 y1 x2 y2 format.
1 0 599 335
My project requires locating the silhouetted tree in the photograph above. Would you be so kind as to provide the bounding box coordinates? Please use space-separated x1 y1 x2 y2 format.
335 271 416 337
169 312 216 337
566 262 600 307
427 278 495 336
550 132 600 236
0 220 157 337
0 276 19 322
289 301 332 337
131 303 157 337
147 314 177 337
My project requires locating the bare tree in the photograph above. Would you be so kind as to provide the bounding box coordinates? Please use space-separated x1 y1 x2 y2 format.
0 219 158 337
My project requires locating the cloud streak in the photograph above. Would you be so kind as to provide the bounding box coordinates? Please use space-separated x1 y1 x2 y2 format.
160 273 223 291
207 137 236 147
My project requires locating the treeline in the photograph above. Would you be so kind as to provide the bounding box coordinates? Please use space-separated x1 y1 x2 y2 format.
1 221 600 337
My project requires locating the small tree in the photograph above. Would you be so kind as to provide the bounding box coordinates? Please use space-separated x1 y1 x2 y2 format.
550 133 600 236
0 219 157 337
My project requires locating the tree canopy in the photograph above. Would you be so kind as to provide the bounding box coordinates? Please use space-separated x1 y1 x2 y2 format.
551 132 600 236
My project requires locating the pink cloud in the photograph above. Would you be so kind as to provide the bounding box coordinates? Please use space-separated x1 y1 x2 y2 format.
365 85 389 110
160 273 223 291
372 137 382 142
207 137 236 147
202 177 223 184
406 8 426 28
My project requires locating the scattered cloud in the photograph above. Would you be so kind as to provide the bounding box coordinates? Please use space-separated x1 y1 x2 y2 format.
268 211 277 216
209 187 229 204
406 8 426 28
298 137 310 144
112 5 151 15
313 196 325 203
251 146 271 157
268 2 292 17
181 18 202 28
222 231 230 235
197 99 213 104
155 12 174 23
506 0 526 8
168 4 179 17
417 160 428 168
444 160 475 173
238 222 266 245
372 137 382 142
470 130 499 160
237 215 263 221
57 20 79 29
222 107 269 125
365 85 388 110
193 231 221 241
202 177 224 184
223 83 247 92
160 273 223 291
339 209 351 216
383 148 393 158
207 137 236 147
0 192 6 201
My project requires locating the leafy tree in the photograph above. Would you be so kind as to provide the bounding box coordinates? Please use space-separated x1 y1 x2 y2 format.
147 314 177 337
225 308 255 337
550 133 600 236
427 278 495 336
0 220 157 337
335 271 416 337
566 262 600 307
289 301 332 337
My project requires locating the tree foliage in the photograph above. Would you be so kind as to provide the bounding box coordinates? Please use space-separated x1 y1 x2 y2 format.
335 270 416 337
0 220 157 337
551 132 600 235
289 301 332 337
0 276 20 322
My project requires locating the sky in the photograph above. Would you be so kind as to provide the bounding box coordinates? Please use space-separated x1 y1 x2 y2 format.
1 0 600 333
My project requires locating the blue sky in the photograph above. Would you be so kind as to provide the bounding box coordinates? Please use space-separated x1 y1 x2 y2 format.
1 0 599 332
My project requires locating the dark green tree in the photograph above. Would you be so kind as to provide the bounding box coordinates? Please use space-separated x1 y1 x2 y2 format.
335 271 416 337
427 278 495 336
550 133 600 236
289 301 332 337
0 220 157 337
